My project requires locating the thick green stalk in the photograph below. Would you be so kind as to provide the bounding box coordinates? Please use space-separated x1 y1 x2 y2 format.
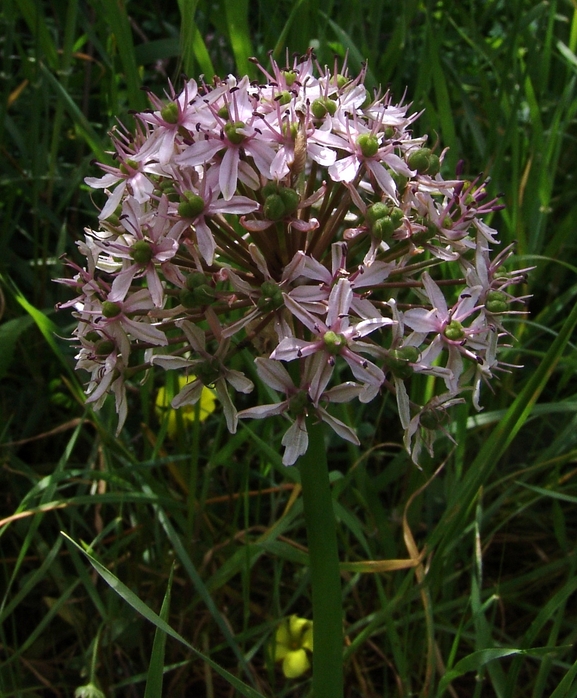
299 417 343 698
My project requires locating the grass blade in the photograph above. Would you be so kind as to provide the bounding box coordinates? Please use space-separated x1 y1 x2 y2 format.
144 565 174 698
61 533 266 698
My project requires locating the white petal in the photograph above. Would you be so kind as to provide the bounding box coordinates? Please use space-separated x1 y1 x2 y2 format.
225 369 254 394
282 418 309 466
255 357 294 393
317 407 360 444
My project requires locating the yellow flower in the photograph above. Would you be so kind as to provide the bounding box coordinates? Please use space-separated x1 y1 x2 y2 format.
155 376 216 438
273 615 313 679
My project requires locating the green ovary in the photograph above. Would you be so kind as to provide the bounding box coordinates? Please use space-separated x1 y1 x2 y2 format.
224 121 246 145
444 320 465 341
323 330 347 354
357 134 379 158
130 240 153 265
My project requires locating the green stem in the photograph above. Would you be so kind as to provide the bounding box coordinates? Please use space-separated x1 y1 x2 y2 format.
299 416 343 698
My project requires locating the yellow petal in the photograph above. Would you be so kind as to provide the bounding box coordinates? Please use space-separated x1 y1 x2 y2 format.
273 622 291 660
302 625 313 651
282 649 310 679
288 614 311 636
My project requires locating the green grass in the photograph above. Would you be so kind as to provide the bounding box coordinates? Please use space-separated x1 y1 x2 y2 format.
2 0 577 695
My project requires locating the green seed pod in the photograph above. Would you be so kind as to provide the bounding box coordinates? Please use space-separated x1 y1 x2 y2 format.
178 192 205 219
179 289 197 308
102 301 122 318
262 182 279 197
485 290 509 314
444 319 465 341
263 194 286 221
278 187 300 216
160 102 179 124
365 202 389 225
391 172 408 193
258 281 284 311
394 346 420 363
224 121 246 145
384 125 396 140
357 133 379 158
426 153 440 176
217 105 229 119
130 240 153 265
388 346 420 379
192 284 216 305
412 221 437 243
407 148 433 174
390 207 404 227
372 215 395 240
94 339 116 356
185 272 210 291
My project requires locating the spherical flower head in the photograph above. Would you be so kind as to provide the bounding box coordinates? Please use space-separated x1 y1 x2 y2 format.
273 615 313 679
57 48 524 463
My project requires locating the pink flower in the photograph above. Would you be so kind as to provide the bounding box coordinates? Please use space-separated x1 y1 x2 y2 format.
238 356 362 466
271 279 392 402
